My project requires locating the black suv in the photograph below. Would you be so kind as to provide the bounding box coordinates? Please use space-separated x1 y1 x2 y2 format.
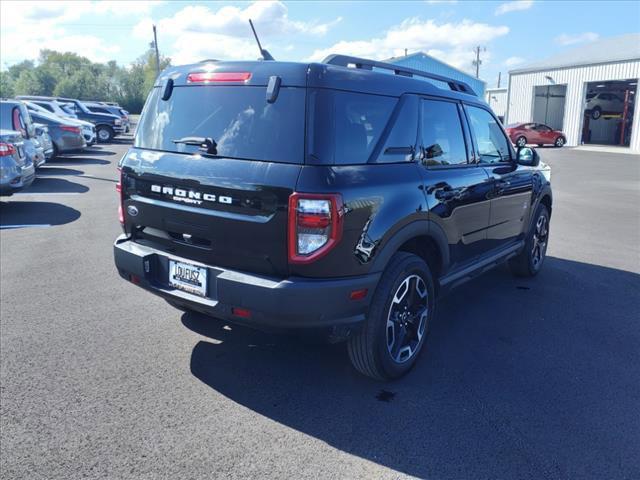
114 56 552 380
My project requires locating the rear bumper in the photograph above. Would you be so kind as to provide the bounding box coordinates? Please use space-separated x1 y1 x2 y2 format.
58 135 87 152
0 164 35 195
113 236 379 331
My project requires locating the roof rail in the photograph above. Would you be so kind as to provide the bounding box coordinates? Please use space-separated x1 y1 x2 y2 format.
322 54 476 96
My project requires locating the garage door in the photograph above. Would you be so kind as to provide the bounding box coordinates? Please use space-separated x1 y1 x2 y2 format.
533 85 567 131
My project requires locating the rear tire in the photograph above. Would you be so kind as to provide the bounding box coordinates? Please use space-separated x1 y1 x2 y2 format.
508 204 550 277
554 136 565 147
348 252 435 381
515 136 527 148
97 126 114 143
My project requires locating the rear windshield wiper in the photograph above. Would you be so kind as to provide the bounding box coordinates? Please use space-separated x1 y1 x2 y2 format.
173 136 218 155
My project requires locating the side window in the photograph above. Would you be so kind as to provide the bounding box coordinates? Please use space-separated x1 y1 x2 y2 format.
376 95 418 163
466 105 511 164
307 89 396 165
419 99 467 167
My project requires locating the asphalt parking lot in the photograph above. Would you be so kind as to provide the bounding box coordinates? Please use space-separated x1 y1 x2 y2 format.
1 140 639 479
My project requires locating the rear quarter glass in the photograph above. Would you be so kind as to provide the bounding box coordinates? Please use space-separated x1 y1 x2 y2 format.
306 89 397 165
135 85 305 164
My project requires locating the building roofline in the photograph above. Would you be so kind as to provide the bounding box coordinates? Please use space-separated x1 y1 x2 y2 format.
509 57 640 75
386 51 487 86
485 87 507 92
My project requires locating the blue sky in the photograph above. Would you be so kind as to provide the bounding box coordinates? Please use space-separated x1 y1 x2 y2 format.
1 1 639 87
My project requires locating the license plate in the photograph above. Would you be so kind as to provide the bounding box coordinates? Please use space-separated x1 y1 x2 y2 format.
169 260 207 297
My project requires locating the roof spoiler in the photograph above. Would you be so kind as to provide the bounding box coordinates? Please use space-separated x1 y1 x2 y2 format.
322 54 476 96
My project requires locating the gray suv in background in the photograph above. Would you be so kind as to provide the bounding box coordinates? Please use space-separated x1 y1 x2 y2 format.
0 99 45 169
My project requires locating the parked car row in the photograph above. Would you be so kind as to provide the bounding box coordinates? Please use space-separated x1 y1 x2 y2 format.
0 96 130 196
17 96 128 142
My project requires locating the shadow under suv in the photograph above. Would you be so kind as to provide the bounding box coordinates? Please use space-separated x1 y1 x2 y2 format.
114 55 552 380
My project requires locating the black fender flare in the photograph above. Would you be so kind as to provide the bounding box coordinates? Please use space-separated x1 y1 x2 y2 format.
528 184 553 233
370 220 450 275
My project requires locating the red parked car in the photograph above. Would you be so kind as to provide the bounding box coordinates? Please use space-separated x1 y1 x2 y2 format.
505 123 566 148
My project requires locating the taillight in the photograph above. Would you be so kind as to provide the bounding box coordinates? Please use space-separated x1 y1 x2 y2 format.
116 167 124 225
187 72 251 83
60 125 81 134
288 193 343 264
0 142 16 157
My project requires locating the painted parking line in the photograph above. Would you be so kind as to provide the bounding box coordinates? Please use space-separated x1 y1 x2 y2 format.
14 192 82 196
0 224 52 230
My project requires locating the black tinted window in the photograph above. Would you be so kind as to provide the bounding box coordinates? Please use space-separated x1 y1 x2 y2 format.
307 89 396 165
135 86 305 164
466 105 511 164
376 96 419 163
420 99 467 166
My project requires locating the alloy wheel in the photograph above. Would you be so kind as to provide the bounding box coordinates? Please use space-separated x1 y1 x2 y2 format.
386 274 428 363
98 129 110 141
531 214 548 269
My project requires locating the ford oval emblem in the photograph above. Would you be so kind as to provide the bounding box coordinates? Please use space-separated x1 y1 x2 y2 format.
127 205 139 217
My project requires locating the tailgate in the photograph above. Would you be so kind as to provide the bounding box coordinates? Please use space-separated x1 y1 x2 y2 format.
121 149 300 277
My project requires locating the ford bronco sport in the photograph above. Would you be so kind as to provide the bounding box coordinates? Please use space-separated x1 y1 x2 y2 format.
114 55 552 380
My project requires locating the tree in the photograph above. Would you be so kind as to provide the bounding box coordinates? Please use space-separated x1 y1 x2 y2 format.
2 48 170 113
0 71 15 98
13 67 57 96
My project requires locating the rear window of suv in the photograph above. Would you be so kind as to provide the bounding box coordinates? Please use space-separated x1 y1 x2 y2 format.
135 85 305 164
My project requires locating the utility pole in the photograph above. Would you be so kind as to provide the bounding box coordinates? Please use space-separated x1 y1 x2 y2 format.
472 45 485 79
152 24 160 77
497 71 501 88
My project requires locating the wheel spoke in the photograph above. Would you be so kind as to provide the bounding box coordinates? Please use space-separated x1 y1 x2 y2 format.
390 327 408 361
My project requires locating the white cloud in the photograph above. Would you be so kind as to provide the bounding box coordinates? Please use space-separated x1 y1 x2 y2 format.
425 0 458 4
305 18 509 74
504 56 525 67
134 1 341 65
495 0 534 15
554 32 599 46
0 1 163 65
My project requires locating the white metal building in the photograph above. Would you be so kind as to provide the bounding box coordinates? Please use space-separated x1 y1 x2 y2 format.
505 34 640 151
485 87 507 121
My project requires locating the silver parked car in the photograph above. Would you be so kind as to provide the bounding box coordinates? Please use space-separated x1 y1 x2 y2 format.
0 129 35 196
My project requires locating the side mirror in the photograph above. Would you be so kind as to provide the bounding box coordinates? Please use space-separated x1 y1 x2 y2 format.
516 146 540 167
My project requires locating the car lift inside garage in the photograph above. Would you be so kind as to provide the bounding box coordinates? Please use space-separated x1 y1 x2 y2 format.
581 80 637 147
